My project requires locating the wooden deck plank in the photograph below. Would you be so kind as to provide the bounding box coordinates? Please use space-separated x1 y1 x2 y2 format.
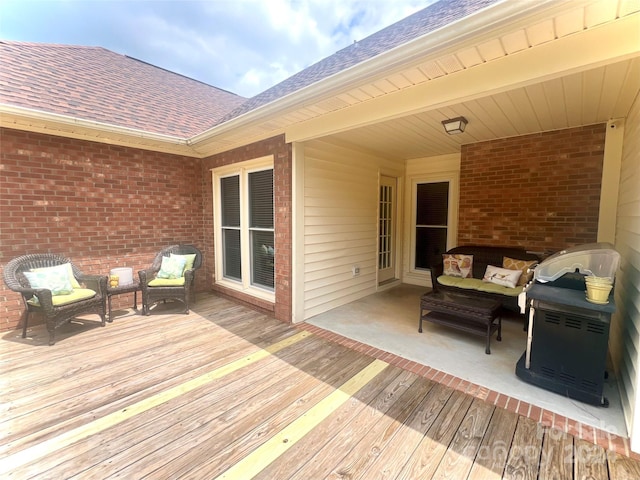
0 303 276 405
0 298 261 367
467 404 519 480
2 314 300 453
0 301 275 382
251 366 409 480
431 397 495 480
608 451 640 480
211 359 390 480
105 343 377 479
350 382 454 480
322 377 436 480
283 369 424 480
1 320 257 413
1 330 311 476
10 334 338 479
503 415 544 480
574 438 608 480
395 389 474 479
1 293 639 480
0 295 237 358
539 428 574 480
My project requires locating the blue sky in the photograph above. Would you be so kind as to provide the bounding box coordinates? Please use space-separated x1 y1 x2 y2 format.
0 0 429 98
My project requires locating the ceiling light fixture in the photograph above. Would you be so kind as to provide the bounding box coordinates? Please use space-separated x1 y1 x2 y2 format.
441 116 468 135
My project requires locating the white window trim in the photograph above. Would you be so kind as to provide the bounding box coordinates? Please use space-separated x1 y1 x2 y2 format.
212 155 275 303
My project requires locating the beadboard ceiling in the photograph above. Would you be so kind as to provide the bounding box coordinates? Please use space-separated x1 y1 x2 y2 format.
325 57 640 160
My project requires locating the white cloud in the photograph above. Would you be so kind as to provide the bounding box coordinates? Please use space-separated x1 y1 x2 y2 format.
0 0 429 97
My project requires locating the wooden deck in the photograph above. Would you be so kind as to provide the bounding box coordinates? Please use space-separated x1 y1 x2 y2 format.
2 293 640 479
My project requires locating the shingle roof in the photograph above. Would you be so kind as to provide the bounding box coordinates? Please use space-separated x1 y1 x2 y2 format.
221 0 499 122
0 41 246 138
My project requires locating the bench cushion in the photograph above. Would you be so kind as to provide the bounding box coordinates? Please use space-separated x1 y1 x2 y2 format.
28 288 97 306
437 275 523 296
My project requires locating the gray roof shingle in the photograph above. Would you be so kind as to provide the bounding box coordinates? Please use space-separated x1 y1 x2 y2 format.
0 41 246 138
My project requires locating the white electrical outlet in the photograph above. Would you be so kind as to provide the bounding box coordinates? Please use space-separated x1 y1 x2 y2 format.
352 265 360 276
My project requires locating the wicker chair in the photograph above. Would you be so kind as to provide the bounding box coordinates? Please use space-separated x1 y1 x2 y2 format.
3 254 108 345
138 245 202 315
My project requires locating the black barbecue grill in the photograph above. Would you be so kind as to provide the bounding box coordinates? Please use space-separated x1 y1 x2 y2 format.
515 243 620 406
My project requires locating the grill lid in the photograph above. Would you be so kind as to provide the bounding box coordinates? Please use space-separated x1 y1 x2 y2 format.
534 242 620 284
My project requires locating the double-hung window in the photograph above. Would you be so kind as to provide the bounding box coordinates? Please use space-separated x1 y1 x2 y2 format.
213 156 275 300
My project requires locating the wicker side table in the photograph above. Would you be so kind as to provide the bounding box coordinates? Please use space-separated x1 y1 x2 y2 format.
420 291 502 354
106 282 140 322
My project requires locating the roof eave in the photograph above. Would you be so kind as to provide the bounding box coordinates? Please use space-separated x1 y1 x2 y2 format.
0 104 198 157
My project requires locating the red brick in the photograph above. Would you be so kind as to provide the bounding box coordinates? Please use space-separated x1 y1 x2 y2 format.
459 124 605 250
1 128 293 331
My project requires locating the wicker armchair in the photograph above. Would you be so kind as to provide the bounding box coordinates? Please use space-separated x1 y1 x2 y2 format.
138 245 202 315
3 254 108 345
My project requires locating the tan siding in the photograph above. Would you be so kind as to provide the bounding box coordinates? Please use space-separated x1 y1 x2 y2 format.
612 94 640 450
302 139 403 320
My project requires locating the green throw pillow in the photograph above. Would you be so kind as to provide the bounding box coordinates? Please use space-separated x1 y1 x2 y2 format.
24 264 74 295
170 253 196 272
32 263 81 289
156 255 187 279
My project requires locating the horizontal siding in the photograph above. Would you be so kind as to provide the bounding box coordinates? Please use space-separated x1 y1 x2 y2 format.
612 93 640 450
303 139 403 320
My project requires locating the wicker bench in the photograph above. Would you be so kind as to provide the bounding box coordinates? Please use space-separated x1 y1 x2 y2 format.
419 290 502 354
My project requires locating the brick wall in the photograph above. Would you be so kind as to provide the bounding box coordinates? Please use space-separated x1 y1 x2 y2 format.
201 135 293 322
0 128 206 331
458 124 606 252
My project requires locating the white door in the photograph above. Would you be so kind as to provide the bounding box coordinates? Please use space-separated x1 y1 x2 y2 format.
378 176 397 284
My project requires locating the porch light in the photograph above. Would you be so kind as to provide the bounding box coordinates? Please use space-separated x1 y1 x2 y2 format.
441 116 468 135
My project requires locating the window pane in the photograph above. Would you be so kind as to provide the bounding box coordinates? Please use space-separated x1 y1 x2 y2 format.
249 169 274 229
415 227 447 269
416 182 448 226
223 228 241 280
221 176 240 227
252 230 274 289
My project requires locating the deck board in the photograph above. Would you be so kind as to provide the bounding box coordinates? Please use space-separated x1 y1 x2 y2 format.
1 293 639 479
252 365 407 480
431 397 495 479
284 369 421 480
539 428 573 480
322 376 435 480
467 406 519 480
